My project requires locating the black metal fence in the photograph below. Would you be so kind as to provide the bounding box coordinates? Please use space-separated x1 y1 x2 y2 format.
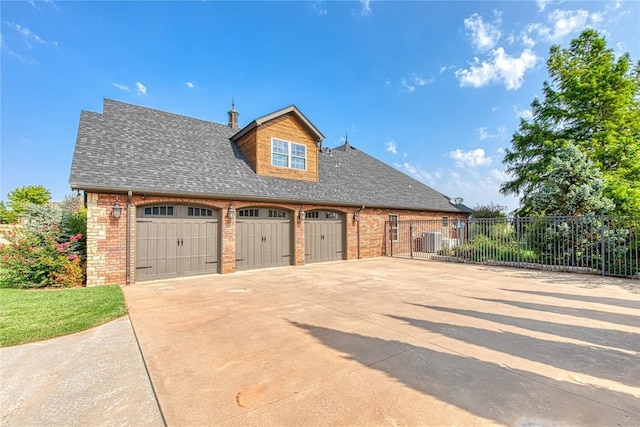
385 215 640 279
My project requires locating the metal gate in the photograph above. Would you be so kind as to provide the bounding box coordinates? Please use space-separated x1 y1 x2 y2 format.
386 216 640 279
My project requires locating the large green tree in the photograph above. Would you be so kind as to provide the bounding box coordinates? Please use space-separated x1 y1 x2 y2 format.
525 142 614 216
5 185 52 220
501 29 640 216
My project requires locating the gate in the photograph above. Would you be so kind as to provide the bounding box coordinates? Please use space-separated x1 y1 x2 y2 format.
386 216 640 279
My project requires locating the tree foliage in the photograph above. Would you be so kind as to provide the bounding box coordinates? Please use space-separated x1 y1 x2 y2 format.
524 143 614 216
6 185 52 217
471 202 508 218
501 29 640 216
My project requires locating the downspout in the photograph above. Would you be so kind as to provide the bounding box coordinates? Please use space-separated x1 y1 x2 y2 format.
355 206 365 259
126 190 132 285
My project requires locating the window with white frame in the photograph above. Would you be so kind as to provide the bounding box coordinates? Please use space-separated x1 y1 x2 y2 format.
272 138 306 170
389 214 399 242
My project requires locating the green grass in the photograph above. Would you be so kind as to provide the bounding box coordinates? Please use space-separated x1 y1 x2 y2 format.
0 285 127 347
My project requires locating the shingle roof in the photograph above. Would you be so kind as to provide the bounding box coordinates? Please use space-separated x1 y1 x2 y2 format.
69 99 471 213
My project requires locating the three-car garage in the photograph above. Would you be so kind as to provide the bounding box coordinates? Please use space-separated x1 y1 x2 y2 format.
135 205 346 281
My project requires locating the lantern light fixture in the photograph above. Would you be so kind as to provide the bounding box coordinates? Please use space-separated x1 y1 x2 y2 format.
227 202 236 219
111 200 122 218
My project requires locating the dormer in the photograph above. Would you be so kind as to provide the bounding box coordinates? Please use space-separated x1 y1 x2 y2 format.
231 105 324 182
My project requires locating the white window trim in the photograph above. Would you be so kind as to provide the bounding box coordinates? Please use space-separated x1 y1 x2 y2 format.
271 137 307 171
389 214 399 242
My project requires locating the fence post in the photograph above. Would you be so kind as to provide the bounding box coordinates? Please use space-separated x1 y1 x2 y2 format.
516 215 520 268
409 221 414 259
600 213 605 277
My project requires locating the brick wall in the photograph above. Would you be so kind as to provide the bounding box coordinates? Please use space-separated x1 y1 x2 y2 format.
85 192 467 285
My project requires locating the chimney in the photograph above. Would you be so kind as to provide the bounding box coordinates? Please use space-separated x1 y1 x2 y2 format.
228 97 239 130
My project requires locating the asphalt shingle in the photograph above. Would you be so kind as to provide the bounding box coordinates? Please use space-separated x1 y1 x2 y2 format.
69 99 470 213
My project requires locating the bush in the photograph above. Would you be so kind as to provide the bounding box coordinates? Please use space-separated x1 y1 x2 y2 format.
0 204 85 288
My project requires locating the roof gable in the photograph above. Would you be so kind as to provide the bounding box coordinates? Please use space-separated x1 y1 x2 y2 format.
231 105 325 143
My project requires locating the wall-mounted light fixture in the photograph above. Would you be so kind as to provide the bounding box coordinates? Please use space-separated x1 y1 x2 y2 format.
111 200 122 219
353 210 360 222
299 207 306 220
227 202 236 219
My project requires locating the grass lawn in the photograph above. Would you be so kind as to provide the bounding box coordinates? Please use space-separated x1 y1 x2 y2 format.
0 285 127 347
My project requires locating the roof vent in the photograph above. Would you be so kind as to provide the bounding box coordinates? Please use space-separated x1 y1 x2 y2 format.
228 97 239 130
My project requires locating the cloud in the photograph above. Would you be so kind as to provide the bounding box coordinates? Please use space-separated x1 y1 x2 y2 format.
514 106 533 120
6 22 57 48
385 140 397 154
478 126 507 140
401 73 434 93
456 47 537 90
536 0 552 12
113 82 131 92
359 0 372 16
527 9 590 43
0 35 36 63
311 1 327 16
449 148 493 168
397 161 436 186
464 13 501 52
185 82 195 89
135 81 147 96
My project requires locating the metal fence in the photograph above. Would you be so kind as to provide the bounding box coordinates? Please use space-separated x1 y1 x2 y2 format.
385 215 640 279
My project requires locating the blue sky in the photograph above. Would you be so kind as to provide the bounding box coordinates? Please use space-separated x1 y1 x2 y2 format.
1 0 638 212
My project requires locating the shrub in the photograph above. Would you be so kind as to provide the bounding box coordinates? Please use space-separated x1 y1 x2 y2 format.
0 204 85 288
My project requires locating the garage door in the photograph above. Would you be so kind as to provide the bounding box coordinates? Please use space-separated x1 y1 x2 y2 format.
235 208 291 271
305 210 344 263
136 205 219 281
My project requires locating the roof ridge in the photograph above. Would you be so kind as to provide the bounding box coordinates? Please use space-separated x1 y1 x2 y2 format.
103 98 229 129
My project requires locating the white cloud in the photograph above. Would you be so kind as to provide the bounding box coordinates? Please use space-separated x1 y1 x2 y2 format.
527 9 590 43
514 106 533 120
185 82 195 89
396 157 519 212
398 161 436 186
401 73 434 93
449 148 493 168
536 0 552 12
464 13 501 52
456 47 537 90
478 126 507 140
113 82 131 92
6 22 57 48
0 35 35 63
312 1 327 15
135 81 147 96
385 140 397 154
360 0 372 16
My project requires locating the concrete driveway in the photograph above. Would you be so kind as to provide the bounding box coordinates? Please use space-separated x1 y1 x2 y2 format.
124 258 640 426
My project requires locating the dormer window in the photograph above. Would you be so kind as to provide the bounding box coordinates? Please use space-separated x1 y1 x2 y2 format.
272 138 306 170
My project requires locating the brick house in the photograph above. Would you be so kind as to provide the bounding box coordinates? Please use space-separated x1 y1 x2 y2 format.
69 99 470 286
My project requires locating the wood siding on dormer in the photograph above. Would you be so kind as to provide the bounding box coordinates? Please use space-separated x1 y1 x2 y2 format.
234 129 258 172
255 113 319 182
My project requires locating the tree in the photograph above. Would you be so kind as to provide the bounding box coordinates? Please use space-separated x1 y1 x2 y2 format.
524 142 614 216
471 202 507 218
501 29 640 217
6 185 51 218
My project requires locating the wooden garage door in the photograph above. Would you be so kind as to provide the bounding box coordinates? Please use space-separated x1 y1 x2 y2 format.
305 210 344 264
136 205 219 281
235 208 291 271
